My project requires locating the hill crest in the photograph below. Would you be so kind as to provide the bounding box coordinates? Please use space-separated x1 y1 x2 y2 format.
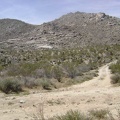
0 12 120 49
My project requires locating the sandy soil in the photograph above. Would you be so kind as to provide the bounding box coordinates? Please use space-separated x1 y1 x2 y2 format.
0 62 120 120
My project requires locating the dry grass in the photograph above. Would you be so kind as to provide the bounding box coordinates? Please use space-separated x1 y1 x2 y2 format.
32 108 120 120
33 103 45 120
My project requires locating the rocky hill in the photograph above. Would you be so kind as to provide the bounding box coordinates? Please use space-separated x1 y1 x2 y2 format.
0 19 35 40
0 19 35 49
0 12 120 50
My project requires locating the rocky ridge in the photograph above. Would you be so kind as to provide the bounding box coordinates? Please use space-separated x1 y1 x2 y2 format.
0 12 120 50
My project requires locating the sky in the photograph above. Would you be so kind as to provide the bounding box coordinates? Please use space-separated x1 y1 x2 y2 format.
0 0 120 24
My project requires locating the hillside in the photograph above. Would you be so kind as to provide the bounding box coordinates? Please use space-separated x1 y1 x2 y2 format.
0 12 120 88
0 19 35 41
0 12 120 120
0 18 35 49
0 12 120 50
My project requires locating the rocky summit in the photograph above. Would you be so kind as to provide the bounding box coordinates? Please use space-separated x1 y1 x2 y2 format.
0 12 120 50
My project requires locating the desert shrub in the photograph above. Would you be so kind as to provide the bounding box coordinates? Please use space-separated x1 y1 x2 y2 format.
52 66 63 82
34 69 45 78
7 64 21 76
73 72 95 85
76 64 91 74
55 110 90 120
42 63 53 79
21 77 39 88
89 62 98 70
109 61 120 85
40 79 52 90
20 62 40 76
0 78 22 94
0 65 4 71
109 61 120 74
63 62 77 79
89 109 109 120
33 108 120 120
7 62 41 77
111 74 120 84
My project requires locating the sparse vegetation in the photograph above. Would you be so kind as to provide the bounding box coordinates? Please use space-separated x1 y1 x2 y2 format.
47 99 64 106
33 108 120 120
55 110 89 120
0 78 22 94
33 103 45 120
52 66 63 82
111 74 120 84
110 61 120 85
109 61 120 74
89 109 109 120
54 109 109 120
0 45 119 92
40 79 52 90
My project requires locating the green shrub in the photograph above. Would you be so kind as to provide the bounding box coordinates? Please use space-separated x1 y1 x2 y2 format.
55 110 89 120
40 79 52 90
0 78 22 94
63 62 77 79
7 64 21 76
44 66 52 78
7 62 41 77
22 77 39 88
109 62 120 74
20 63 40 76
52 66 63 82
34 69 45 78
0 65 4 71
89 109 109 120
111 74 120 84
109 61 120 85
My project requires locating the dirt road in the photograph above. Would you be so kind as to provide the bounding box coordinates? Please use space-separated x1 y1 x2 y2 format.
0 62 120 120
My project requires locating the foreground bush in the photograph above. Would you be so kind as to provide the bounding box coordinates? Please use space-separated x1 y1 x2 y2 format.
40 79 52 90
109 61 120 85
89 109 109 120
111 74 120 85
109 61 120 74
33 107 120 120
55 110 89 120
0 78 22 94
52 109 117 120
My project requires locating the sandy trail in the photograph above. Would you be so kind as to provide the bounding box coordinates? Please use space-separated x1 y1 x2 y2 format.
0 61 120 120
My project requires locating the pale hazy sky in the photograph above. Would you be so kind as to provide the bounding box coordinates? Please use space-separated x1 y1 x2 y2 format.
0 0 120 24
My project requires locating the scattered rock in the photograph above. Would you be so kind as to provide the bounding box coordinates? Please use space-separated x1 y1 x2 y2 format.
19 105 22 108
12 97 16 100
3 111 8 114
33 104 36 107
109 103 113 105
19 100 25 104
